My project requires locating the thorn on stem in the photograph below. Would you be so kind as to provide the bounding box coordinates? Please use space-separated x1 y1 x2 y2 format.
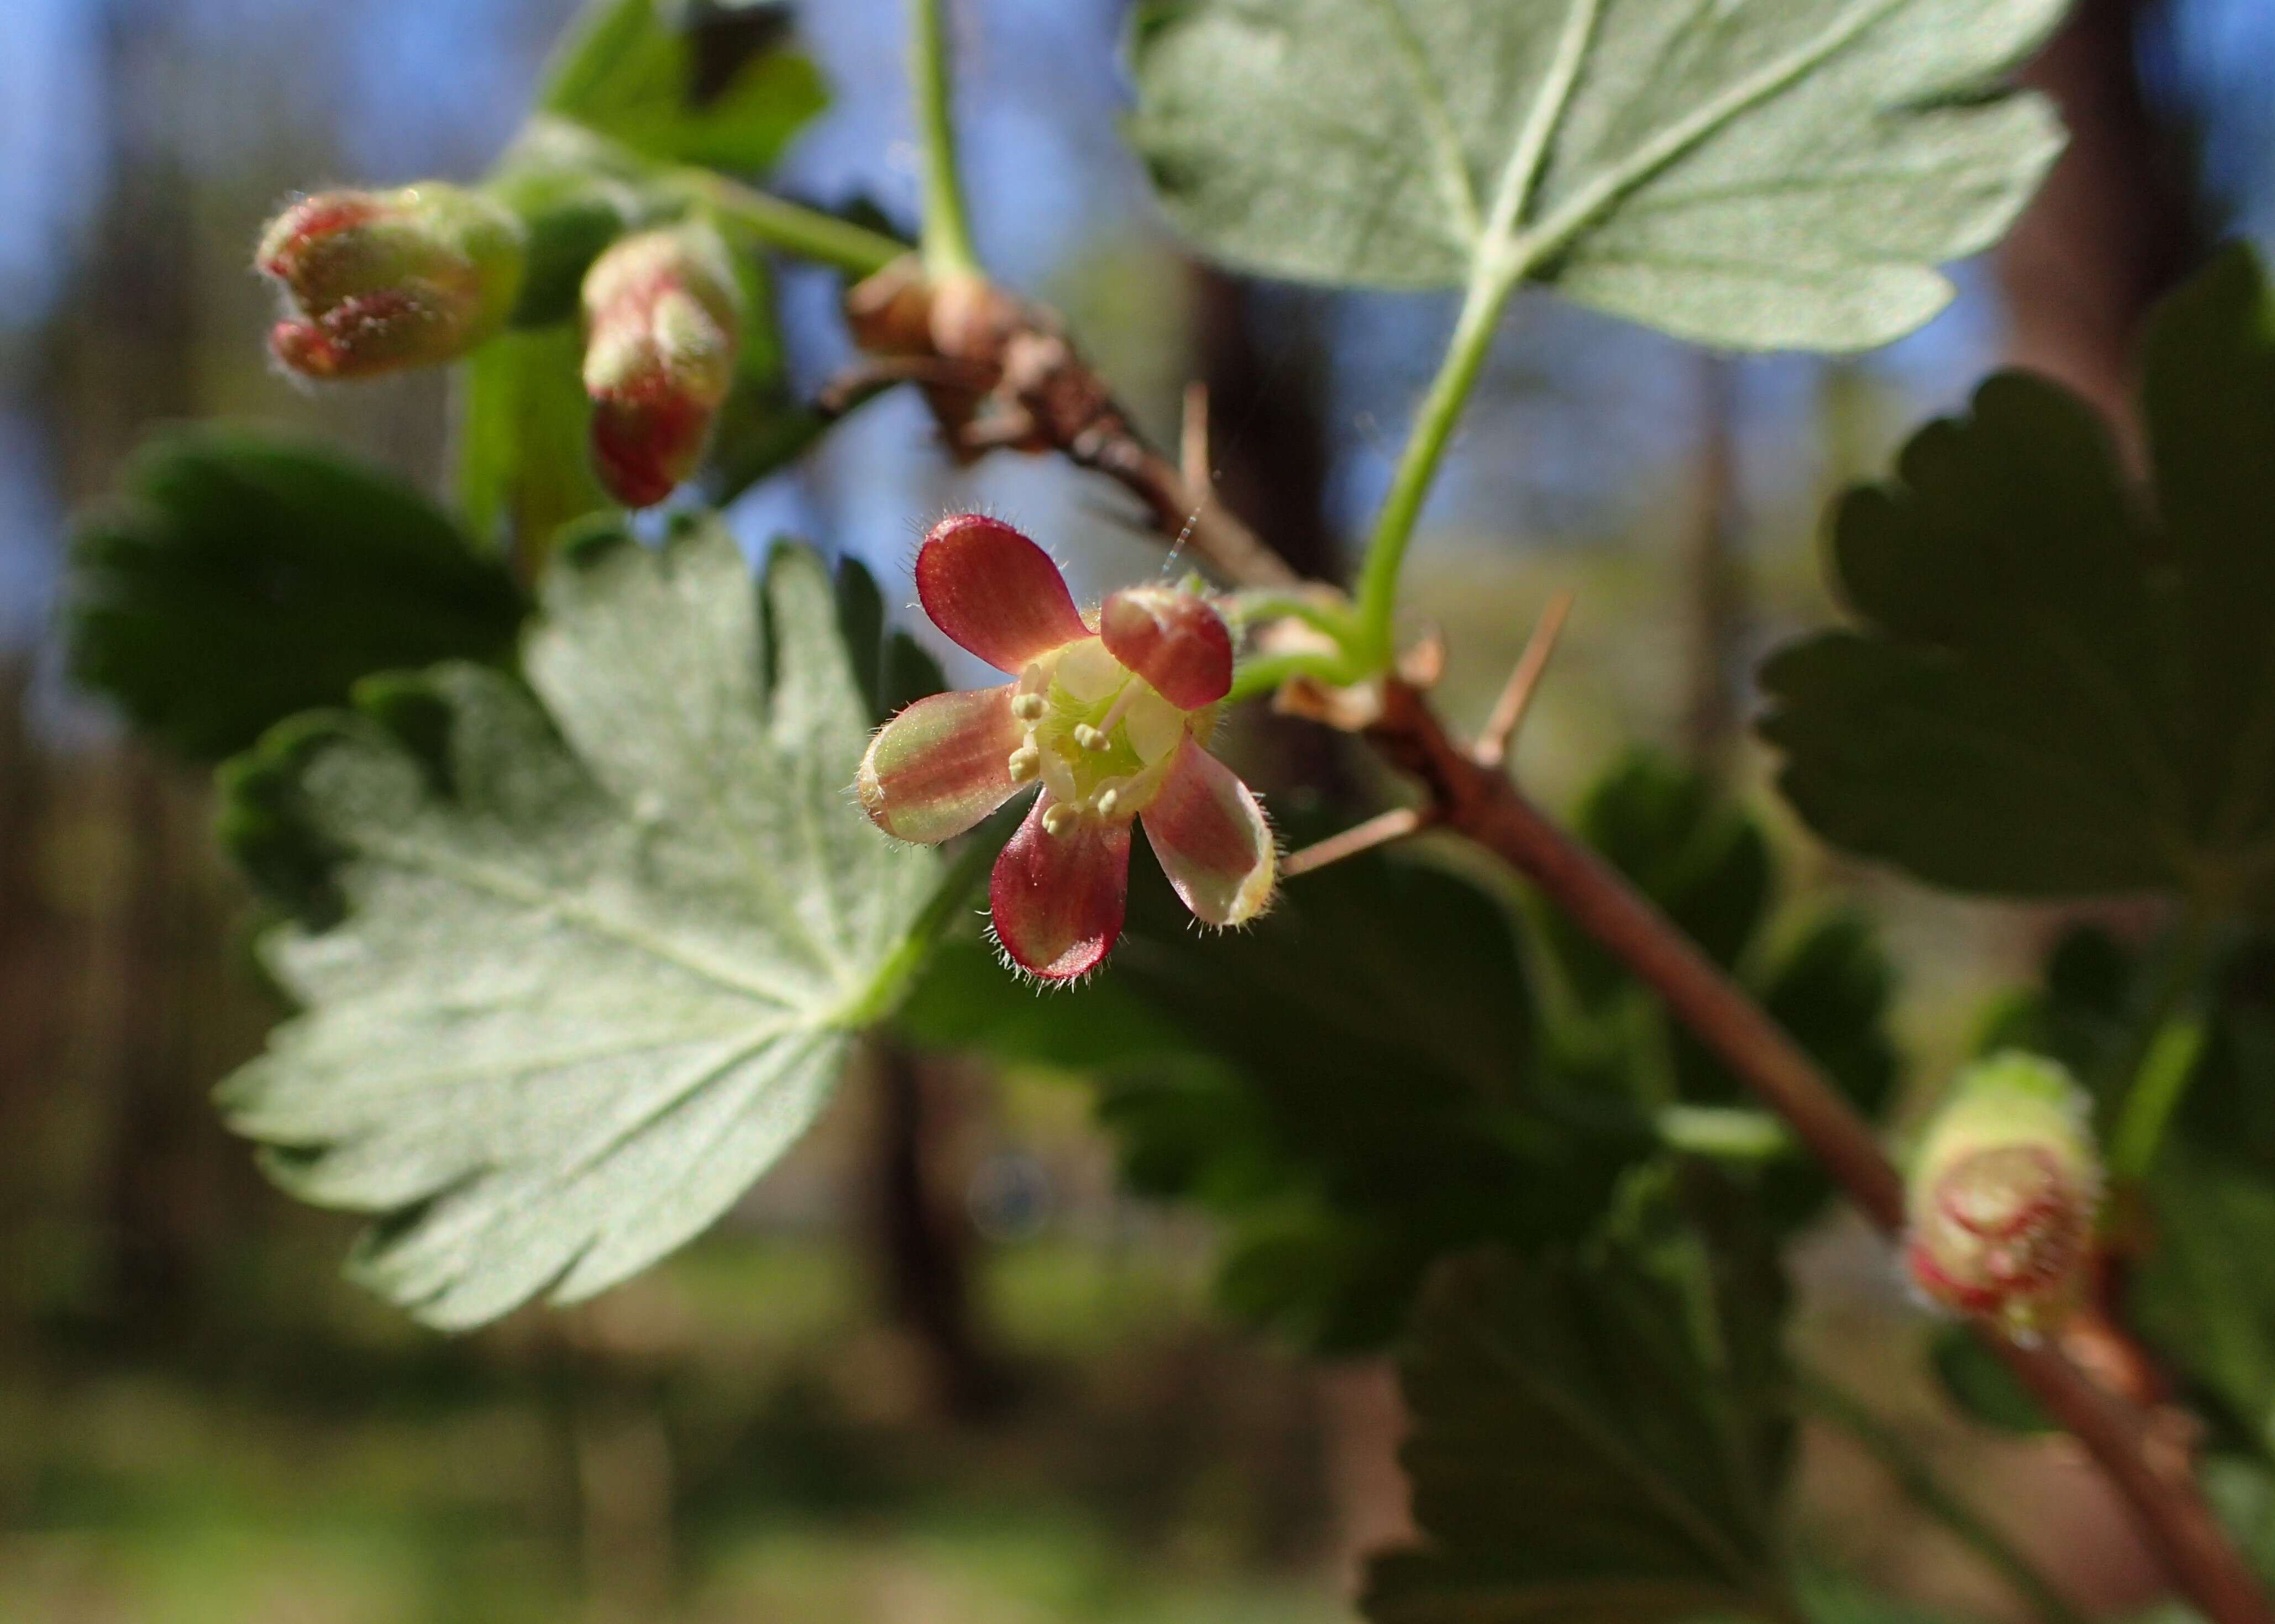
1181 381 1213 503
1281 806 1433 879
1474 590 1574 769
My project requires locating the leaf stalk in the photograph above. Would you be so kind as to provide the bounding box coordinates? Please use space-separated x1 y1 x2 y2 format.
910 0 980 280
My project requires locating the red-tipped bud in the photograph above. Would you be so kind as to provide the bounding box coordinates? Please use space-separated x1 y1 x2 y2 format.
257 184 524 380
580 224 743 509
1100 585 1234 709
1905 1052 2103 1337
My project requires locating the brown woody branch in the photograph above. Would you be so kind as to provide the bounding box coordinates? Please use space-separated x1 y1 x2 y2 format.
846 274 2274 1624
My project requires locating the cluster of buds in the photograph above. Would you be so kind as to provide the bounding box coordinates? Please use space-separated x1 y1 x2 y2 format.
1904 1052 2104 1338
579 223 743 508
858 516 1276 980
258 184 525 380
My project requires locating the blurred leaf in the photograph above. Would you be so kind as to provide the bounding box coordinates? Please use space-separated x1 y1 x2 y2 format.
702 230 829 506
1540 752 1898 1232
1548 751 1770 1008
829 553 946 728
1795 1569 1975 1624
2131 1143 2275 1458
541 0 825 174
1762 248 2275 907
903 842 1649 1352
1130 0 2062 349
455 325 616 564
1365 1178 1794 1624
67 427 524 764
216 523 942 1328
1927 1323 2054 1436
489 118 655 327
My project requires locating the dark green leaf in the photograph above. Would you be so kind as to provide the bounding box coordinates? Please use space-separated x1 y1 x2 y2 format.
1762 248 2275 906
830 554 946 728
1538 753 1898 1232
2130 1143 2275 1459
1927 1323 2054 1436
66 428 525 764
904 842 1649 1352
1548 750 1769 1007
541 0 825 175
1130 0 2063 349
1364 1180 1794 1624
215 523 942 1328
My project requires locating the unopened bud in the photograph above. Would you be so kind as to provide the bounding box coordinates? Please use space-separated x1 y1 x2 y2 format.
581 224 743 509
1905 1052 2102 1337
258 184 525 379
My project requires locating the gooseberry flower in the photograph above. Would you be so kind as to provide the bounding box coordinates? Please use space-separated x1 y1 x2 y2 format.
1905 1052 2103 1337
858 515 1277 980
580 223 743 509
258 183 524 380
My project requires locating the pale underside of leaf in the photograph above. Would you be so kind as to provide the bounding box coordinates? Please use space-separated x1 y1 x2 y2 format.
221 527 939 1329
1132 0 2065 350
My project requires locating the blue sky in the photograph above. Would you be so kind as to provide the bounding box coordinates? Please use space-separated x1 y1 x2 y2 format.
3 0 2270 663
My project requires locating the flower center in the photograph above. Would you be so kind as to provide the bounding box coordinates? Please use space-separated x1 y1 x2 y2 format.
1004 639 1207 833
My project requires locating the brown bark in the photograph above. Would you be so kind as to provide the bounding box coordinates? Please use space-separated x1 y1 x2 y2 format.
869 1042 1010 1421
1681 354 1745 772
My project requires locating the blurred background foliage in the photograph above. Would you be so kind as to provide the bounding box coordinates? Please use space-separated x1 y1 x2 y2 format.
9 0 2275 1620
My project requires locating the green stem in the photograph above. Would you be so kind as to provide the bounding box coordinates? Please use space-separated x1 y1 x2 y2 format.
2106 915 2216 1185
1798 1368 2090 1624
910 0 979 279
1350 266 1523 669
1227 649 1359 705
1222 591 1358 642
693 174 905 278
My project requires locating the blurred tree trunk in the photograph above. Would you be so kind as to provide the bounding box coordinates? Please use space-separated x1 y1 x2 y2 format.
869 1042 1010 1421
1189 269 1337 581
1681 354 1744 775
37 0 220 1339
1189 267 1358 808
1999 0 2200 442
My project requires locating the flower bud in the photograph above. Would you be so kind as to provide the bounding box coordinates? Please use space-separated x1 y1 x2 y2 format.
580 224 743 509
1905 1052 2103 1336
258 184 525 379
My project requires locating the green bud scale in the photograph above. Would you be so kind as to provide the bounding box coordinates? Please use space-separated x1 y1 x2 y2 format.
1904 1052 2103 1337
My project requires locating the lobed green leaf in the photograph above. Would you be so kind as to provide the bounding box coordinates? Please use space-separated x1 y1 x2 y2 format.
1762 248 2275 908
217 523 942 1328
67 428 525 764
1130 0 2064 350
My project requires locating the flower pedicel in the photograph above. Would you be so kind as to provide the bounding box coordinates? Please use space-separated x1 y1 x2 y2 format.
858 515 1276 979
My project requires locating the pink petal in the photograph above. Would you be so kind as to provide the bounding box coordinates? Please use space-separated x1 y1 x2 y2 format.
857 685 1027 844
990 797 1131 980
916 515 1091 672
1140 740 1276 927
1099 586 1233 709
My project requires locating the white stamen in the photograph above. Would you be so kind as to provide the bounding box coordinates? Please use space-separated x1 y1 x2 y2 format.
1011 692 1046 723
1042 803 1079 837
1007 746 1040 783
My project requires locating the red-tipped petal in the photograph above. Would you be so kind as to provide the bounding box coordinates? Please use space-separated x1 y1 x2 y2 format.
989 797 1131 980
857 685 1028 844
1140 740 1275 927
916 515 1090 672
1099 586 1233 709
